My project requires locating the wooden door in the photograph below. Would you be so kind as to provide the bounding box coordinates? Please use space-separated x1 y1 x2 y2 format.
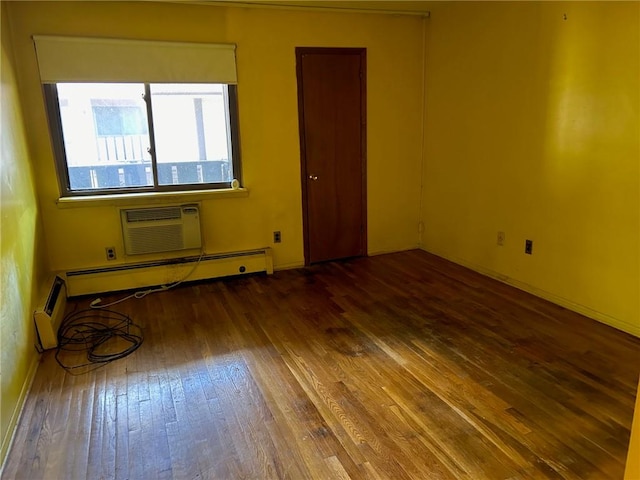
296 48 367 265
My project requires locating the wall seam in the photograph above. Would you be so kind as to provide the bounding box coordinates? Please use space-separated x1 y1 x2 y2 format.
417 15 428 248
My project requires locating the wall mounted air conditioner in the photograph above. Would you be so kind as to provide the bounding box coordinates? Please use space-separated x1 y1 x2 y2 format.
34 275 67 350
121 204 202 255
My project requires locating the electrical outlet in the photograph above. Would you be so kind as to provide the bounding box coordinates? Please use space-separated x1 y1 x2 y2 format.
497 231 505 246
105 246 117 261
525 239 533 255
273 231 281 243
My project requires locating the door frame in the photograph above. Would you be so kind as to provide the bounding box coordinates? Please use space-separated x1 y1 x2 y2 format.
295 47 368 266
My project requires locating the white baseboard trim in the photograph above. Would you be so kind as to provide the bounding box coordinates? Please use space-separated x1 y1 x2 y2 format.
272 247 419 271
421 247 640 338
0 353 40 474
64 248 274 297
274 261 305 272
368 246 420 257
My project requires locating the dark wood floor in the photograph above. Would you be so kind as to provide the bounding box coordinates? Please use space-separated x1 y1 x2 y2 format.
3 250 639 479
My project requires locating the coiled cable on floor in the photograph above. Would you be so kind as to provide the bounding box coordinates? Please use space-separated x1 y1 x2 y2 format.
55 308 143 375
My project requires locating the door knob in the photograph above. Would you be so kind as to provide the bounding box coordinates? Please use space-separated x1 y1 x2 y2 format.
308 175 318 181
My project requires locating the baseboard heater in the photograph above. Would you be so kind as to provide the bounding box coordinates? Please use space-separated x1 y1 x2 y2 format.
34 275 68 350
64 248 273 297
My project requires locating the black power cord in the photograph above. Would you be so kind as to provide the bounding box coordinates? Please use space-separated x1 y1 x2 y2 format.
55 308 143 375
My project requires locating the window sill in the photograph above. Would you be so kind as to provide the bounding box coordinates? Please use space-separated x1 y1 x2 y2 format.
56 188 249 209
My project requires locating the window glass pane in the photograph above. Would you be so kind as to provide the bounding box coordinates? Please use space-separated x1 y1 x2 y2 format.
93 106 148 136
150 84 233 186
57 83 152 190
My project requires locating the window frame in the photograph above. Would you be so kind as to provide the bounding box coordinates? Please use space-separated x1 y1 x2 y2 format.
44 83 242 197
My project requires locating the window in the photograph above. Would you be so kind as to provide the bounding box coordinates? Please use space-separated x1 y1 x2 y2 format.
45 82 241 195
33 35 240 197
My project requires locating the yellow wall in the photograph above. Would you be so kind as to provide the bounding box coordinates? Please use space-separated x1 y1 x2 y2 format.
421 2 639 336
0 2 48 462
6 1 424 276
625 380 640 479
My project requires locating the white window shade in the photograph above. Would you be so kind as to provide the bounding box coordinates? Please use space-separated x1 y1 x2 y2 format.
33 36 237 84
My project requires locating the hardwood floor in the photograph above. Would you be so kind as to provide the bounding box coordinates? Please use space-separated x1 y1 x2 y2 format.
3 250 639 479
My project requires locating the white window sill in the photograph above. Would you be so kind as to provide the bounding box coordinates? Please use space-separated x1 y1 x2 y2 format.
56 187 249 209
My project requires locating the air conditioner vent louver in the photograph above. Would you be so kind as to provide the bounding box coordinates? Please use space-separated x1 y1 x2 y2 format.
121 204 202 255
126 206 182 223
130 224 184 254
